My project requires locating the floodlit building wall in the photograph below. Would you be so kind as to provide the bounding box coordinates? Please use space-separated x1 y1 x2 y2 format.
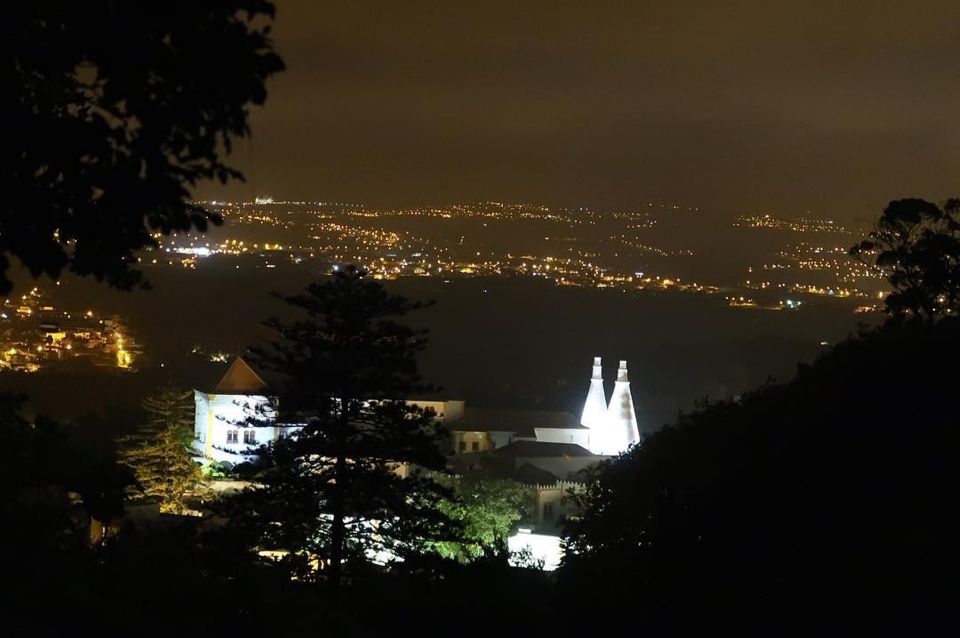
534 485 563 526
508 530 563 571
406 399 465 423
533 481 584 525
450 429 515 450
195 393 464 463
453 430 493 453
194 390 284 463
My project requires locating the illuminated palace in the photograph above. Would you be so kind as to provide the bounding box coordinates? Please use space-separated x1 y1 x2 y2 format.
193 356 642 569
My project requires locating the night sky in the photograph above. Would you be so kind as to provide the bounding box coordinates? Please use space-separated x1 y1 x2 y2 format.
198 0 959 222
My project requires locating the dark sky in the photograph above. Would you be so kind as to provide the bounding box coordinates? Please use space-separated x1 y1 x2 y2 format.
198 0 959 222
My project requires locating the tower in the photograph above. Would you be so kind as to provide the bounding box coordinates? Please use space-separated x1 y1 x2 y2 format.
580 357 608 452
603 360 640 455
193 357 279 463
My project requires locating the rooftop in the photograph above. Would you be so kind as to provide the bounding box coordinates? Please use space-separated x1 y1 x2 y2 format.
492 440 595 459
451 408 584 437
212 357 270 395
513 462 560 484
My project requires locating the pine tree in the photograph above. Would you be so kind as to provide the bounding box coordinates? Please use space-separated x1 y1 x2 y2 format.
227 266 457 590
118 386 207 515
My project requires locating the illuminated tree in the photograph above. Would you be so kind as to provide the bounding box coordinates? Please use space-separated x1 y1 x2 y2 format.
118 386 207 515
226 267 456 590
851 197 960 322
433 477 531 563
5 1 283 294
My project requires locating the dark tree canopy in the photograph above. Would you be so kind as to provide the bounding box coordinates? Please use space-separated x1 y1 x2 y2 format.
851 197 960 322
562 319 960 633
256 265 435 408
6 1 283 294
226 267 456 590
1 393 132 581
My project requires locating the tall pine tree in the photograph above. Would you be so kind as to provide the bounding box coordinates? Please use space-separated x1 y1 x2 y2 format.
226 266 456 590
118 386 206 515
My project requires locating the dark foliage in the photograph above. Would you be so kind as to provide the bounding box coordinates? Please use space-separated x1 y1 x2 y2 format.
5 1 283 294
224 267 458 590
1 393 133 627
851 197 960 321
563 319 960 634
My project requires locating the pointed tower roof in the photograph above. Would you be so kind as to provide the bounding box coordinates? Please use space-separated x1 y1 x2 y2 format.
580 357 607 427
213 357 269 395
602 360 640 455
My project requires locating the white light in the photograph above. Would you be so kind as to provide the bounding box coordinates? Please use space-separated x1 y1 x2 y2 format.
508 530 563 571
174 247 211 257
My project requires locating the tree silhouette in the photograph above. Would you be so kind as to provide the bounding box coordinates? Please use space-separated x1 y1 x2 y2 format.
563 319 960 634
6 1 283 294
851 197 960 321
117 386 207 514
226 267 455 591
1 392 132 602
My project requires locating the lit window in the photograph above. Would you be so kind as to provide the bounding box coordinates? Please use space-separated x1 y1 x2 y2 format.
226 430 238 444
243 429 256 444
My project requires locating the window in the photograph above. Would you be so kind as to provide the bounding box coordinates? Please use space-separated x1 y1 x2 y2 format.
226 430 238 444
243 429 256 444
470 440 480 452
543 502 555 521
458 440 466 452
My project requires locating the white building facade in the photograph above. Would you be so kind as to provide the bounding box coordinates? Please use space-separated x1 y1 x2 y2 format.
193 358 299 464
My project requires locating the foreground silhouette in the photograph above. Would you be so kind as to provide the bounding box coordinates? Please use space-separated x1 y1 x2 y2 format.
6 2 283 294
851 197 960 321
223 267 457 591
563 318 960 634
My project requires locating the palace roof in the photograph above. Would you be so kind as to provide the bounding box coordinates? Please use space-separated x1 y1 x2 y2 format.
212 357 269 395
492 440 595 458
451 408 585 438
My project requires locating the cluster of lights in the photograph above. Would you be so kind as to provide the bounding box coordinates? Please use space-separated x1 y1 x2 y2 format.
613 235 695 257
160 200 883 313
734 214 852 234
0 288 137 372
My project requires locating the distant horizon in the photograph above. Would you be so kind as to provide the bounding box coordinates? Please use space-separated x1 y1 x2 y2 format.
191 194 896 225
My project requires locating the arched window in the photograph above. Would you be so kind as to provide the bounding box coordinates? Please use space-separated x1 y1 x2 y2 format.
226 430 239 444
243 429 256 444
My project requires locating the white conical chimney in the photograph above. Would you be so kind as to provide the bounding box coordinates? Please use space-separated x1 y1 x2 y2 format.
580 357 608 454
603 360 640 455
